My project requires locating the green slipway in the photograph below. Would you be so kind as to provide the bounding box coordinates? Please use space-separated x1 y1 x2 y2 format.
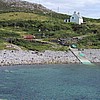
69 47 95 65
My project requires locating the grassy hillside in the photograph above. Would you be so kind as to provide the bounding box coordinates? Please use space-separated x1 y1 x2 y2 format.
0 12 49 21
0 11 100 50
0 12 69 51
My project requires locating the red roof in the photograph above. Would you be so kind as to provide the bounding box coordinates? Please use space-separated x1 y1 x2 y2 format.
23 35 35 39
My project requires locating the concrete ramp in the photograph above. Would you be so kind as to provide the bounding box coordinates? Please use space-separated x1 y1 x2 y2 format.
69 47 94 65
78 54 94 65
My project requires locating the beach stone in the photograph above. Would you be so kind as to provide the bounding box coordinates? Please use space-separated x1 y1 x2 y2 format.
0 49 100 66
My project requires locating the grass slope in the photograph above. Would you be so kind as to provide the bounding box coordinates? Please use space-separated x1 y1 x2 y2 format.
0 12 49 21
0 12 100 50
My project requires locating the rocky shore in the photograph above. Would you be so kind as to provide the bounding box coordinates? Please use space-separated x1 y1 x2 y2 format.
0 50 79 66
0 49 100 66
82 49 100 63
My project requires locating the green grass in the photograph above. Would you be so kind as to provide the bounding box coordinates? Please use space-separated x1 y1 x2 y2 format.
77 34 100 49
0 27 28 37
0 29 20 37
0 12 49 21
12 39 68 51
0 12 100 50
0 40 6 50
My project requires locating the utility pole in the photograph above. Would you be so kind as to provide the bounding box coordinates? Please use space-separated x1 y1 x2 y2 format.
50 10 52 22
57 7 59 13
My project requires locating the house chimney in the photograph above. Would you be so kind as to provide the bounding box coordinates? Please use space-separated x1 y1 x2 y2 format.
74 11 76 14
77 12 80 15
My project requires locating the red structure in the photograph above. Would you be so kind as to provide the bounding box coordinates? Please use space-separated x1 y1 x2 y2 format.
23 35 35 40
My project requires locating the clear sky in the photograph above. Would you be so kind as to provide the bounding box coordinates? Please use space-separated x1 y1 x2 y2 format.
24 0 100 19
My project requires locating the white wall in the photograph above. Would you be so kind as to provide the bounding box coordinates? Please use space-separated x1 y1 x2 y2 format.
70 12 83 24
79 18 83 24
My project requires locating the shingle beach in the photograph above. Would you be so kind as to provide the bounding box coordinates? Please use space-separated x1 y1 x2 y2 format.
0 49 100 66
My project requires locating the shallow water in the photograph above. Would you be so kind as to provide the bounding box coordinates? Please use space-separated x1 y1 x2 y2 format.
0 64 100 100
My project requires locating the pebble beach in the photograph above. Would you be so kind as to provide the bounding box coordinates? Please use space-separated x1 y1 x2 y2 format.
0 49 100 66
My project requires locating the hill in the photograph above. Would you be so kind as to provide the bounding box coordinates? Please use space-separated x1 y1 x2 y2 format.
0 0 51 13
0 0 100 50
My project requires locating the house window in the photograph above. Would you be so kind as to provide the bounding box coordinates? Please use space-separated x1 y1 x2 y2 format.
72 17 74 19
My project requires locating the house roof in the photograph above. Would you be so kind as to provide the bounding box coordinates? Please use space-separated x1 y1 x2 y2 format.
72 12 83 19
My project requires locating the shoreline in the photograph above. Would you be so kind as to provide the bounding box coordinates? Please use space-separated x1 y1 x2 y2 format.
0 49 100 66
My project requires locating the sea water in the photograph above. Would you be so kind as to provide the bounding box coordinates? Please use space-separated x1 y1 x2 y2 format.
0 64 100 100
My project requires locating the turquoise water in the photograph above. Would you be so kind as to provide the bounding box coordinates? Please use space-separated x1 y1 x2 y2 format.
0 64 100 100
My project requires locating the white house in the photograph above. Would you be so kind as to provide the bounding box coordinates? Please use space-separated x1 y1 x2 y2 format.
70 11 83 24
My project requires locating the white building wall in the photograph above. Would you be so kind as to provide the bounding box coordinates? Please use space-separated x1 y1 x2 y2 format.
79 18 83 25
70 14 78 24
70 12 83 24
